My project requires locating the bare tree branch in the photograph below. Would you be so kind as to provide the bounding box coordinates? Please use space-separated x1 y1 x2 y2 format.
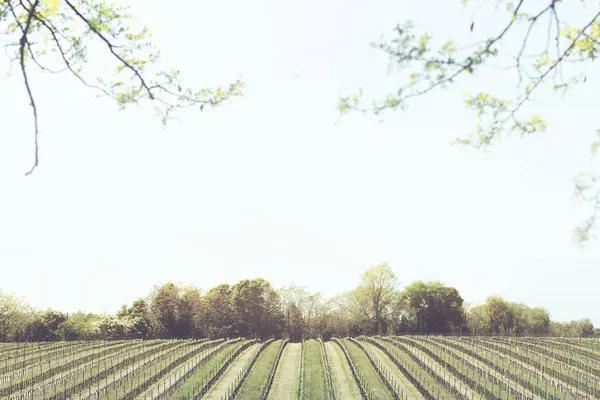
12 0 41 175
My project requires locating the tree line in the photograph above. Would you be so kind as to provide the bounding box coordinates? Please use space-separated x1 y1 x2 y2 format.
0 263 597 342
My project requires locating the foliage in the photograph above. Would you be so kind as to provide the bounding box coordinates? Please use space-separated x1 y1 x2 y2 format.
0 0 243 174
401 280 466 334
356 262 399 335
0 290 31 341
465 296 552 336
339 0 600 244
0 264 596 341
279 285 329 340
285 301 303 342
2 337 600 400
236 340 282 400
551 317 596 337
149 282 182 338
301 339 329 400
230 278 284 339
201 284 236 339
96 316 127 339
342 338 395 400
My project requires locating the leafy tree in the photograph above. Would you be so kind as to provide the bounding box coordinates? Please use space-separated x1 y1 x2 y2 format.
484 296 513 335
304 292 326 339
508 302 529 336
122 299 151 339
37 309 68 341
278 285 326 339
340 0 600 244
58 312 97 340
465 296 552 336
310 296 333 339
116 304 129 319
526 307 551 336
279 285 306 340
508 303 551 336
149 282 181 338
0 0 243 175
230 278 283 339
285 301 303 342
356 262 399 335
329 290 374 336
201 284 235 339
402 281 466 334
127 317 150 339
551 318 595 337
129 298 150 317
465 303 488 335
178 285 202 338
0 291 31 341
575 318 595 337
97 317 127 340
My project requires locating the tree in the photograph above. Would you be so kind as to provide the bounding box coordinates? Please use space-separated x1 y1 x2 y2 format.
304 292 326 339
508 302 529 336
230 278 283 339
402 281 466 334
357 262 399 335
551 318 595 337
328 291 372 337
0 291 31 341
122 299 151 339
97 317 127 340
278 285 326 340
34 309 68 341
149 282 181 338
0 0 243 175
285 301 303 342
116 304 129 319
575 318 595 337
178 285 203 338
465 303 488 335
58 312 97 340
201 284 235 339
340 0 600 244
484 296 513 335
526 307 551 336
278 285 307 340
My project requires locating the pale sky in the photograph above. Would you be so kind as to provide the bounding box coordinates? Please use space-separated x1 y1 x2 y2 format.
1 0 599 324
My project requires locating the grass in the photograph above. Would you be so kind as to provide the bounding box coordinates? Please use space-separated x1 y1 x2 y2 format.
325 341 362 400
168 340 248 399
96 341 210 400
266 343 301 400
7 337 600 400
301 339 328 400
236 340 282 400
341 339 395 400
359 341 425 400
372 338 455 400
202 343 262 400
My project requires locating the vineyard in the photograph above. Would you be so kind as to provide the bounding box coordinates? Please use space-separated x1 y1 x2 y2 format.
1 337 599 400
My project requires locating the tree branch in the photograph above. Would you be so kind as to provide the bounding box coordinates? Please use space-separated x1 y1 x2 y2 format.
14 0 41 175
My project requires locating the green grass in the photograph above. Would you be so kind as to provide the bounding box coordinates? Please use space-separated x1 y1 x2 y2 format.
373 338 455 400
341 339 394 400
266 342 301 400
236 340 282 400
301 339 328 400
168 340 248 399
359 341 425 400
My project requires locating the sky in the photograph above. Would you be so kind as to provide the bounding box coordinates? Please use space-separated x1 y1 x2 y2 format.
0 0 599 324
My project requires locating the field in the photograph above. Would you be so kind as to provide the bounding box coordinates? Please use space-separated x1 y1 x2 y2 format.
1 337 599 400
